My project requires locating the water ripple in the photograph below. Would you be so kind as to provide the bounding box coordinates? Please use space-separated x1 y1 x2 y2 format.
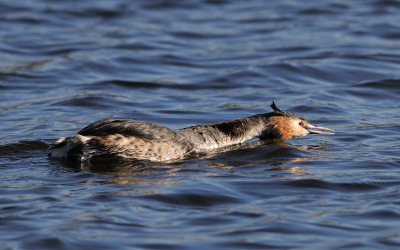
2 0 400 249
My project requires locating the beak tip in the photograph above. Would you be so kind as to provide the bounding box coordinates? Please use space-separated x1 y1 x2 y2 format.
308 130 335 135
306 124 335 135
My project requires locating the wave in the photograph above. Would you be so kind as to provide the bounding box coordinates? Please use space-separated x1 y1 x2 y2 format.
0 141 48 157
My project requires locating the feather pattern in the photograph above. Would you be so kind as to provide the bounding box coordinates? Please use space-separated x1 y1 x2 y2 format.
48 102 334 162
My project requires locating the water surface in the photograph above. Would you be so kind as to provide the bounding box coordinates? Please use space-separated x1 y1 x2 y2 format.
1 0 400 249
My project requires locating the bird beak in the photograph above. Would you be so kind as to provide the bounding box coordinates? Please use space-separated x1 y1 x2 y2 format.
304 124 335 135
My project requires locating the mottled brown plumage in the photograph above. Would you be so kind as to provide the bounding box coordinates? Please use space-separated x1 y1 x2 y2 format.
48 102 334 162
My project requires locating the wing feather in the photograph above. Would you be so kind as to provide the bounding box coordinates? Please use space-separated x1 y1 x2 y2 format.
78 119 177 141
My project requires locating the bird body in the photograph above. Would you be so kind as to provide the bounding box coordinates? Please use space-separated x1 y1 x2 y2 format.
48 102 334 162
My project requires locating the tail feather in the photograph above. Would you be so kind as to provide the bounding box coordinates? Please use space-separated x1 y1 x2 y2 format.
48 135 89 159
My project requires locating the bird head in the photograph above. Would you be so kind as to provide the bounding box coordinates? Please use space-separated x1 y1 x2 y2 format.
262 102 335 140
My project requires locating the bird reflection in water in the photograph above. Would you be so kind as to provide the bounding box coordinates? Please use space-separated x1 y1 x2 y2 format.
62 139 332 187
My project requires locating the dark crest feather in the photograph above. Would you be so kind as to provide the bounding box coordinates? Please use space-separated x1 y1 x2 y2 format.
270 101 284 113
269 101 308 121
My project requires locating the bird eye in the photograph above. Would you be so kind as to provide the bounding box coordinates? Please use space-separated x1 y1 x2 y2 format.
299 121 303 126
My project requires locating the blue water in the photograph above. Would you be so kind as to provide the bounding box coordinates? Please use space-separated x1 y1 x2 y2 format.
2 0 400 249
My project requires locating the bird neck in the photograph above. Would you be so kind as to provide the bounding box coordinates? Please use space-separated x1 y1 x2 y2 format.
178 114 282 150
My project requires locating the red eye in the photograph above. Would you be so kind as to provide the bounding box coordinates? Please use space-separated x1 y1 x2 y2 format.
299 121 303 126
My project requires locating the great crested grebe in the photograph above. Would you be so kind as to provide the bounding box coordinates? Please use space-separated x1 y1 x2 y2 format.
48 102 334 162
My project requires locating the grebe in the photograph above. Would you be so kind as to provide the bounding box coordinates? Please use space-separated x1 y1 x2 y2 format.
48 102 334 162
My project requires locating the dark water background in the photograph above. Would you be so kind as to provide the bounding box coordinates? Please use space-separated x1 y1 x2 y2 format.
1 0 400 249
